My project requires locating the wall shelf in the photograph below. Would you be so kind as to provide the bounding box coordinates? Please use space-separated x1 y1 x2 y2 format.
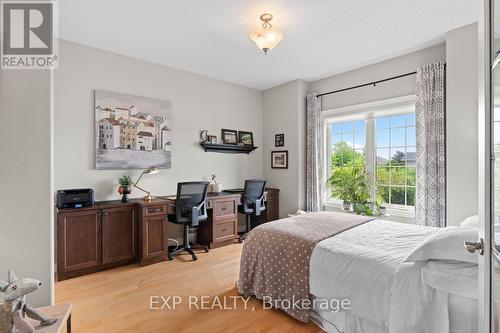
199 143 257 154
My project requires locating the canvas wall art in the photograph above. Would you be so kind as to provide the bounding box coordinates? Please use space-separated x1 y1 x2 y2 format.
95 90 172 170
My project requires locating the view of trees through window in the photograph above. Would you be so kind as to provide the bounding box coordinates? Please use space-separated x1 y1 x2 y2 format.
329 113 416 207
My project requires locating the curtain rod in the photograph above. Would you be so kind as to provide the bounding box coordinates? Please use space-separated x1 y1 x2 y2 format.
316 71 417 98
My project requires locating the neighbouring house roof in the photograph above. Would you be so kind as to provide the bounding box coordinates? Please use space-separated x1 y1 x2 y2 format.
137 131 153 137
115 107 129 111
143 122 155 127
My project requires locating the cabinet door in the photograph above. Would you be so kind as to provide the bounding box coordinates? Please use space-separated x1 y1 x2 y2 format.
57 209 101 273
266 200 279 221
142 215 167 260
102 206 137 264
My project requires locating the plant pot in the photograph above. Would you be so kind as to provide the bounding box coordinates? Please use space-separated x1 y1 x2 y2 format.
342 201 352 211
213 183 223 193
379 207 387 215
119 186 132 203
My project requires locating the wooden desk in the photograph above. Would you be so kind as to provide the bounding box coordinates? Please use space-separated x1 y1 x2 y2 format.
55 189 279 280
25 303 72 333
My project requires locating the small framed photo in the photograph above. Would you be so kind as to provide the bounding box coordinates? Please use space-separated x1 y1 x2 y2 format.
275 133 284 147
221 129 238 144
271 151 288 169
208 135 217 144
238 131 254 146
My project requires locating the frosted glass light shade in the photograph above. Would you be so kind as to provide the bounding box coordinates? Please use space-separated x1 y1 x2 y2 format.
250 27 284 54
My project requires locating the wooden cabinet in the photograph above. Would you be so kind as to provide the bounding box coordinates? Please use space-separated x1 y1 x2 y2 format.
101 206 137 265
198 196 239 249
57 208 101 277
265 188 280 222
57 204 138 280
139 203 169 266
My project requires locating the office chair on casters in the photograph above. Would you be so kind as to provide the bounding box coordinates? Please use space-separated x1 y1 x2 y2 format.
167 181 210 261
238 179 266 242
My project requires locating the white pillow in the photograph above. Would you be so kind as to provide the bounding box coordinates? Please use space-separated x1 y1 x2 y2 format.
404 226 478 264
460 215 479 228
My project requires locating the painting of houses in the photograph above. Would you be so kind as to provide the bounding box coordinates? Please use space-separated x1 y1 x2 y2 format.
95 90 172 169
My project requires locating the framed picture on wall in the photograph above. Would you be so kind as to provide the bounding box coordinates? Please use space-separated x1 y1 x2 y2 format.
94 90 172 170
238 131 254 146
275 133 284 147
221 129 238 144
271 150 288 169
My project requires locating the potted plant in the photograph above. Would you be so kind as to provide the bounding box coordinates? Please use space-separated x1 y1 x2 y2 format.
328 167 376 215
210 174 222 193
327 168 353 210
118 175 134 203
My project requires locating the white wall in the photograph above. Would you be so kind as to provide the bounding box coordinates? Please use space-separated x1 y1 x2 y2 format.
54 40 263 202
446 23 479 225
0 70 53 306
263 80 309 217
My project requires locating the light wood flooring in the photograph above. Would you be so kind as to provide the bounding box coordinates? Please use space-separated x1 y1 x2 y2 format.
56 243 322 333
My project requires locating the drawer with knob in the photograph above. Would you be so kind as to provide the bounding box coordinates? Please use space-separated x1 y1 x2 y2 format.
213 199 236 218
214 219 237 242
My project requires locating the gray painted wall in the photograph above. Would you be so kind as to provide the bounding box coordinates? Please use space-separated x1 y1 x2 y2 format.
264 29 480 226
54 40 264 200
263 80 309 217
54 40 264 239
446 23 479 225
0 70 53 306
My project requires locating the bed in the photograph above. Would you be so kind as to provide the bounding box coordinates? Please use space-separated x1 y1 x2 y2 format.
237 211 478 333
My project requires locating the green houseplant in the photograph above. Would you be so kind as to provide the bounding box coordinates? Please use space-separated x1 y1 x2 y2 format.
327 167 375 216
118 175 134 203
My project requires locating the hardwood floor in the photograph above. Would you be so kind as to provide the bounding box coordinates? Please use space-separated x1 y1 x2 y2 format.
56 243 322 333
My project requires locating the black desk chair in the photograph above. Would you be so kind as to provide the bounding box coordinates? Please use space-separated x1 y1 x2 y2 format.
167 181 209 261
238 179 266 242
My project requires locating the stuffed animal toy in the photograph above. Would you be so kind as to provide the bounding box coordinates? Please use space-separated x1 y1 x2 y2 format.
0 270 57 333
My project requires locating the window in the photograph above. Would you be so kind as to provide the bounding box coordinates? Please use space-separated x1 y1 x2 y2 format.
375 114 416 206
322 96 416 216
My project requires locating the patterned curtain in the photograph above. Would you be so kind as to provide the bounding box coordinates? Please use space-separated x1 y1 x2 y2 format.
306 93 322 212
415 62 446 227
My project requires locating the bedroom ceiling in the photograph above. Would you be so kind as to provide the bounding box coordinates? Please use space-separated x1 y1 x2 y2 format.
59 0 477 90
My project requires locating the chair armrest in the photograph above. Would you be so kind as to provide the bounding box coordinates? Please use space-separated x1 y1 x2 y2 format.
191 206 200 227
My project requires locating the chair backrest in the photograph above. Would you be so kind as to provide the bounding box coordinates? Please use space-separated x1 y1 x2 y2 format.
175 181 209 226
242 179 266 215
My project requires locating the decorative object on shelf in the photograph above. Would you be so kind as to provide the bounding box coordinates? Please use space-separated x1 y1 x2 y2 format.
271 150 288 169
250 13 284 55
210 174 223 193
199 143 257 154
117 175 134 203
208 135 217 144
0 270 57 332
221 129 238 144
238 131 254 146
94 90 172 170
134 167 159 201
199 130 209 143
275 133 284 147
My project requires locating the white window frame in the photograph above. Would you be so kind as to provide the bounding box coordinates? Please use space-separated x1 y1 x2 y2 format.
321 95 416 218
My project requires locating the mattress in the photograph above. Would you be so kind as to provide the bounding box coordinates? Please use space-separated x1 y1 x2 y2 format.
310 294 478 333
308 219 477 333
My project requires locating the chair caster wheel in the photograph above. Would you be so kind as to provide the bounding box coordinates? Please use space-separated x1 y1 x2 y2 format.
167 255 173 261
192 255 198 261
204 246 209 253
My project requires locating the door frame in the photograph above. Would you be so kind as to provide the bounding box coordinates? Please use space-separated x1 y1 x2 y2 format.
478 0 493 331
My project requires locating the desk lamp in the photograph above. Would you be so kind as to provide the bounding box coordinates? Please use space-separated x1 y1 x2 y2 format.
134 167 159 201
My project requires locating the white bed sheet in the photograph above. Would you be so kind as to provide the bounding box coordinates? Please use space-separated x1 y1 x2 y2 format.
310 294 478 333
309 219 458 333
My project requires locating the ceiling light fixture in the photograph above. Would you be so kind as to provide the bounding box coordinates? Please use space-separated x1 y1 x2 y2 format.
250 13 283 55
